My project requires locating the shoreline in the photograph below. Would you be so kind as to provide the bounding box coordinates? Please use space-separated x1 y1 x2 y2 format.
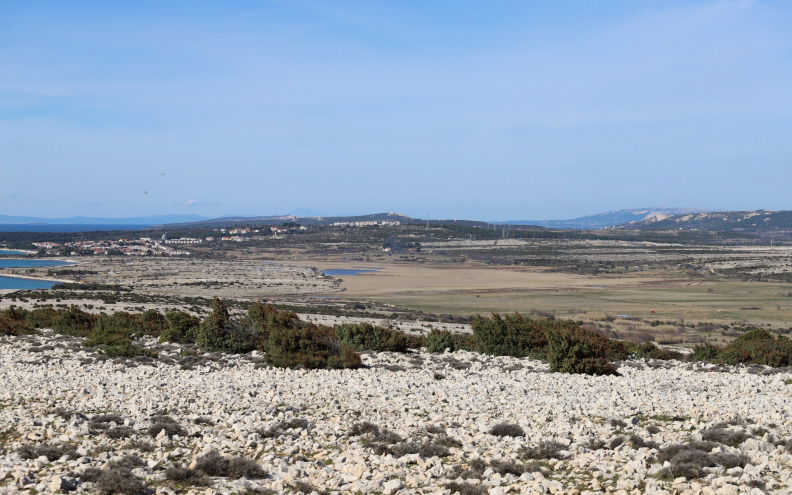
0 249 37 255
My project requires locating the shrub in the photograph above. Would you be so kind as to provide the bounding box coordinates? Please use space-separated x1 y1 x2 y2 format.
195 299 257 353
53 407 84 421
489 423 525 437
137 309 168 336
259 418 310 438
452 333 478 352
113 455 146 469
335 322 410 353
522 441 565 460
349 422 380 436
51 306 97 337
80 314 158 358
633 341 674 360
609 418 627 428
164 465 211 486
106 427 134 439
472 313 551 358
489 459 534 476
193 450 266 479
246 303 301 341
701 428 751 447
609 436 626 449
719 329 792 367
148 422 187 438
446 482 487 495
24 307 58 329
0 306 36 336
655 442 750 480
95 468 148 495
693 343 720 361
264 324 361 369
89 414 124 429
657 448 713 480
18 444 77 461
693 330 792 367
424 329 456 353
160 311 200 343
348 422 402 444
84 313 139 347
547 325 625 375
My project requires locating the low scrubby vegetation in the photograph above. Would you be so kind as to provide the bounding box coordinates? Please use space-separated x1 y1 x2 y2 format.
695 329 792 367
8 296 792 375
192 450 267 479
473 313 627 375
334 322 411 352
0 306 37 336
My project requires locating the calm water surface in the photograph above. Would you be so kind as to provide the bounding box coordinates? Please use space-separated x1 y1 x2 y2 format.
0 258 74 290
0 277 57 290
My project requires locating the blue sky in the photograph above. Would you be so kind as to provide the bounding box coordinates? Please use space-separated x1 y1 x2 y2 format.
1 0 791 221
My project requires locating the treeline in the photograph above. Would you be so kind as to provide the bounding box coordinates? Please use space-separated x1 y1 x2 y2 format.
2 303 790 373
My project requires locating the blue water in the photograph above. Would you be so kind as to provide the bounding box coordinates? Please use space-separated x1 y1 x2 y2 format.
322 269 379 276
0 250 27 255
0 276 57 290
0 259 72 268
0 258 74 290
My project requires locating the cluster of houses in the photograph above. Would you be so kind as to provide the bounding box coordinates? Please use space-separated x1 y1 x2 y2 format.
330 220 401 227
33 238 192 256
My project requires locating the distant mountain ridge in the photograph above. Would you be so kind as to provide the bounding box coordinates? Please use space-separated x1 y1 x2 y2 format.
166 212 418 228
501 208 707 229
0 214 208 225
615 209 792 234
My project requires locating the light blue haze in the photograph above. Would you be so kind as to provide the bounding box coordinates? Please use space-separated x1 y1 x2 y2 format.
1 1 790 221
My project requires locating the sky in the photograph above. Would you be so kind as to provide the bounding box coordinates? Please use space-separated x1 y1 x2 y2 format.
1 0 791 221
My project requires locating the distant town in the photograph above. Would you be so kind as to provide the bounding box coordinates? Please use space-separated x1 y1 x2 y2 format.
30 227 291 257
27 221 403 257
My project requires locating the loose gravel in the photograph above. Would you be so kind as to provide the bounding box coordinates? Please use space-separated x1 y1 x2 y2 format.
2 330 792 494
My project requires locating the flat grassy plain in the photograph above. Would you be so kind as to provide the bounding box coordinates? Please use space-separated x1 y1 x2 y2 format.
294 261 792 344
303 262 787 319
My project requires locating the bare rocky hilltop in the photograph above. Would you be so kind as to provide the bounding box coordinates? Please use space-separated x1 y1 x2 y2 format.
2 330 792 495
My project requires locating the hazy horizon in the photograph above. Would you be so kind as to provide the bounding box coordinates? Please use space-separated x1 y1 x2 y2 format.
3 1 791 220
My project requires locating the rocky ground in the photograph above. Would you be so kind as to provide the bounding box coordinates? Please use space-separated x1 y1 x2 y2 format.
1 257 342 299
2 331 792 495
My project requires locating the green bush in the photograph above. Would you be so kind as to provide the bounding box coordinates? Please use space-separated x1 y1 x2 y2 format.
264 324 362 369
424 329 456 353
546 325 625 375
137 309 168 336
473 313 569 358
195 299 257 354
246 303 301 342
718 329 792 367
24 308 58 329
335 322 409 353
452 333 478 352
159 311 200 343
0 306 36 336
692 343 720 361
633 341 674 360
691 330 792 367
51 306 97 337
84 314 137 348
